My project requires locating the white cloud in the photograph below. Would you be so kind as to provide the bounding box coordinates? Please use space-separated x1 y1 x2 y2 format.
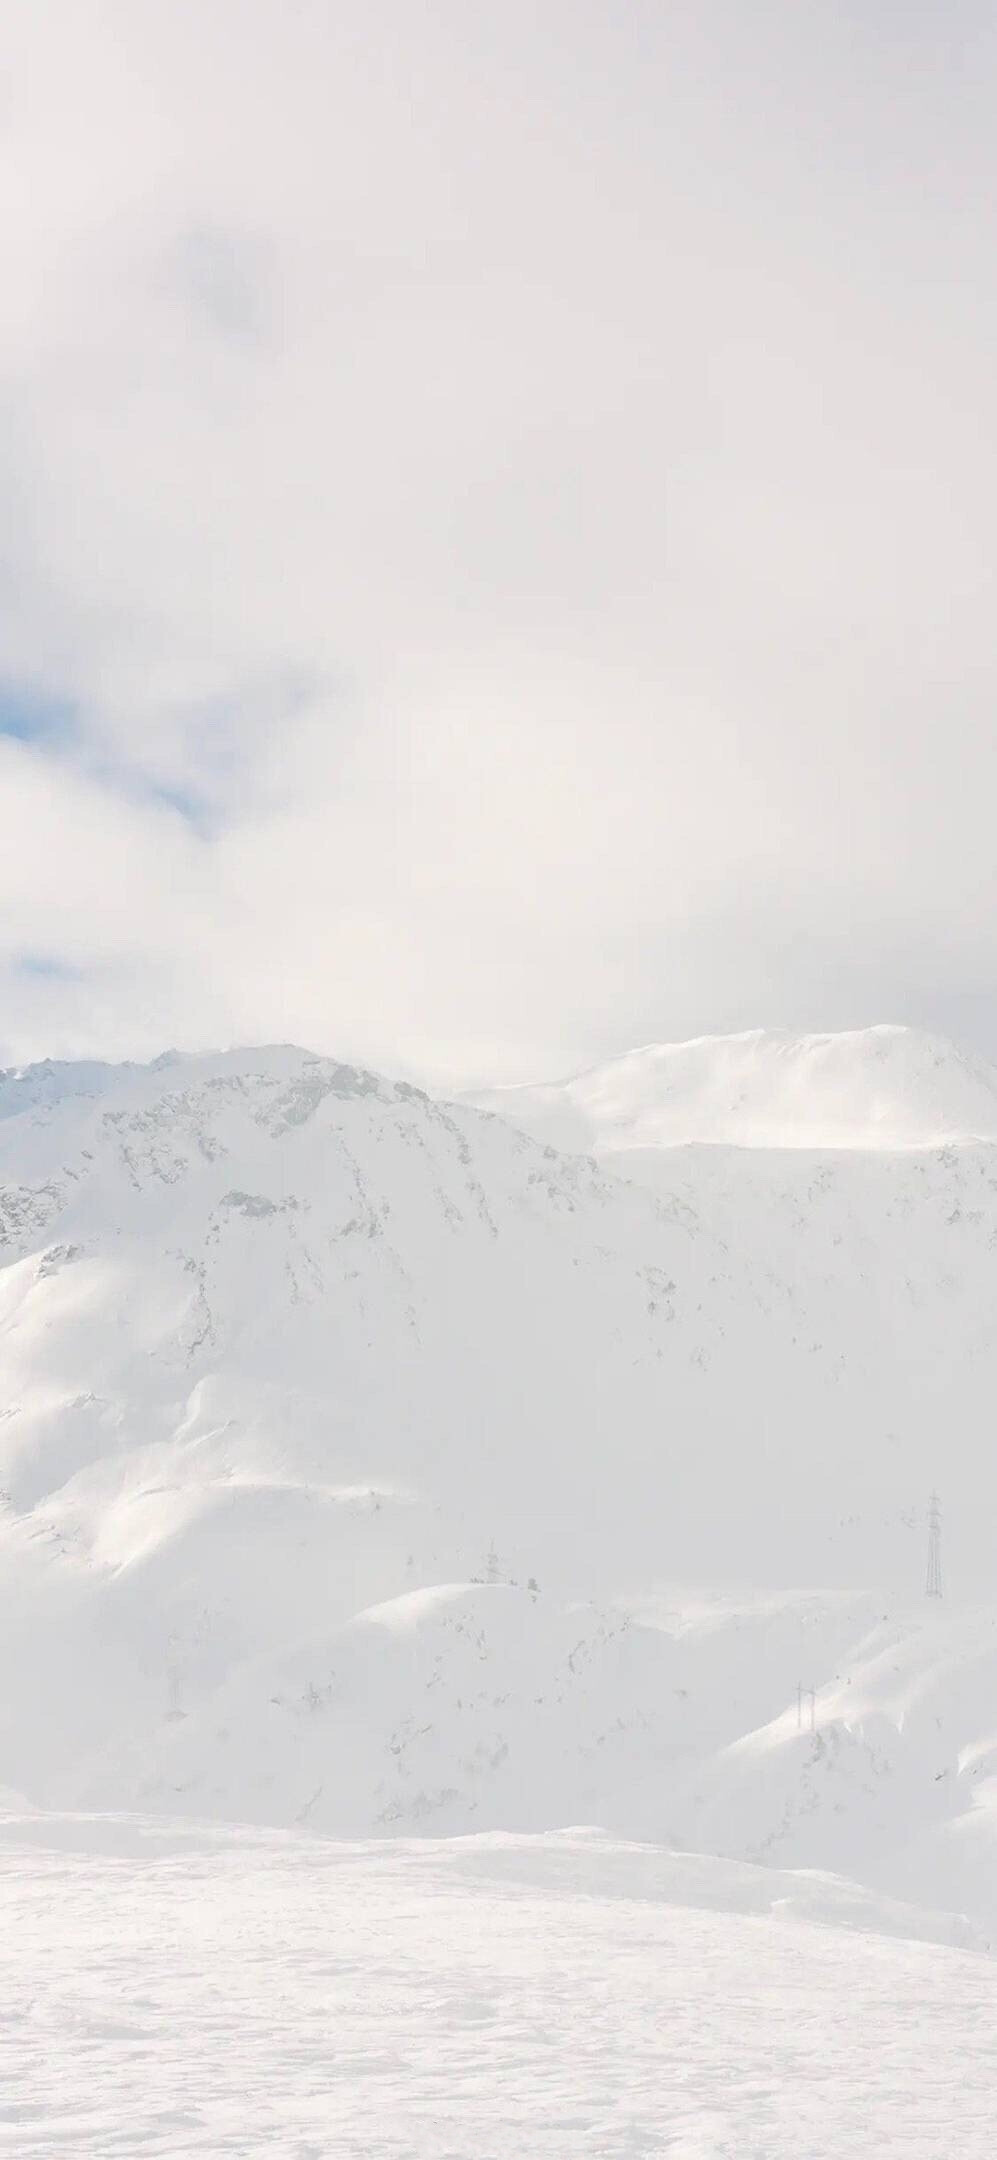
4 1 997 1080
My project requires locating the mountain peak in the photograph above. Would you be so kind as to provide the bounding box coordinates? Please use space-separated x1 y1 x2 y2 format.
468 1024 997 1154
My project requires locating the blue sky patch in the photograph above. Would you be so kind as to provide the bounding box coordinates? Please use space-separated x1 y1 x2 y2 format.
0 680 78 746
13 952 85 983
145 776 213 829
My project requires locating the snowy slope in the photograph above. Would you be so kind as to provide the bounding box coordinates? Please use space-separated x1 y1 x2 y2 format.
0 1814 994 2159
66 1579 997 1937
468 1024 997 1153
3 1040 997 1930
661 1598 997 1929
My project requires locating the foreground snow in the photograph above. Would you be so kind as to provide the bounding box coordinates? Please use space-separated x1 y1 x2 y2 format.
0 1815 992 2159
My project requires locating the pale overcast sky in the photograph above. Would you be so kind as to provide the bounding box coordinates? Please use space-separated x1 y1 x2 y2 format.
3 2 997 1083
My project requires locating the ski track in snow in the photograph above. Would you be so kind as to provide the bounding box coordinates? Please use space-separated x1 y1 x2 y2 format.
0 1819 995 2159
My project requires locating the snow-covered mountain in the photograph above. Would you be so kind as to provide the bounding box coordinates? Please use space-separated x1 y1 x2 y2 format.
468 1024 997 1154
3 1036 997 1929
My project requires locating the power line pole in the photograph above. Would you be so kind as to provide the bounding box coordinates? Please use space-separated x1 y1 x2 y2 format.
926 1491 943 1599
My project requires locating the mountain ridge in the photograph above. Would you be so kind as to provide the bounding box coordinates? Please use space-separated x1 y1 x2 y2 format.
467 1023 997 1155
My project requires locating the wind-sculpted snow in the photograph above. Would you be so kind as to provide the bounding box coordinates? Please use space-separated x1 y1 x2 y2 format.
3 1041 997 1933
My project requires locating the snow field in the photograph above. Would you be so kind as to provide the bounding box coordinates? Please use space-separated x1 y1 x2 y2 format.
1 1817 995 2159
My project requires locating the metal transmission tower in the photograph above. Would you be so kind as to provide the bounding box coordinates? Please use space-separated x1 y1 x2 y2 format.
925 1492 943 1598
